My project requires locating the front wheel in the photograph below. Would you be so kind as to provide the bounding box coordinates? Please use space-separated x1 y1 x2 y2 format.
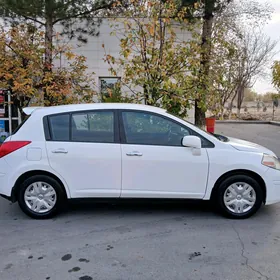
216 174 263 219
17 175 65 219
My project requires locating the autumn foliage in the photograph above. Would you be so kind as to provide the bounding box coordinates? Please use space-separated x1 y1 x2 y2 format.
103 0 201 117
0 24 95 110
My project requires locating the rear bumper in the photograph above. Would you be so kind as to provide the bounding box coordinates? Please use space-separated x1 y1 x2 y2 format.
0 170 17 202
0 173 14 200
0 159 13 199
264 167 280 205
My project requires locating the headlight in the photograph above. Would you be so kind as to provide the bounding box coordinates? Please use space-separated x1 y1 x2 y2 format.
262 154 280 170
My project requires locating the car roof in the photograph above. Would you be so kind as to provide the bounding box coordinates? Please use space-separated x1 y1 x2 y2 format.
23 103 166 116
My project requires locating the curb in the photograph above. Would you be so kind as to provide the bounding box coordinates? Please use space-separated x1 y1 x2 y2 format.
270 121 280 126
216 120 270 124
216 120 280 126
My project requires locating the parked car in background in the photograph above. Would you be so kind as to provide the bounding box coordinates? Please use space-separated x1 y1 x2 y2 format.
0 103 280 219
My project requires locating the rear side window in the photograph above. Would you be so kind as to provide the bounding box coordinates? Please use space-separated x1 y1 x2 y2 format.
49 114 70 141
71 111 114 143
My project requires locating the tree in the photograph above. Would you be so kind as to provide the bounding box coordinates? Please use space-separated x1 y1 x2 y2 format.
208 16 240 119
272 61 280 93
205 0 275 118
104 0 201 118
193 0 275 124
0 0 117 104
0 24 95 114
243 88 258 102
176 0 234 125
271 62 280 120
231 30 277 117
261 92 274 102
174 0 225 125
194 0 216 127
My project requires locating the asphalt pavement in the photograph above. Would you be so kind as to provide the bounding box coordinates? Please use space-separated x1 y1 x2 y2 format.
0 123 280 280
216 123 280 156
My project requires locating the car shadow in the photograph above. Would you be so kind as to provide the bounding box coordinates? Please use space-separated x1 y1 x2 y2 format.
64 199 219 218
62 199 279 223
1 196 278 223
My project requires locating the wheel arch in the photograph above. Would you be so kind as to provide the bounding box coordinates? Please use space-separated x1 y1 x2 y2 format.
11 170 69 202
210 169 266 203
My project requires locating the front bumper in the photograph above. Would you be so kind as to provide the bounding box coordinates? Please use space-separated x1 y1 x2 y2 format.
264 167 280 205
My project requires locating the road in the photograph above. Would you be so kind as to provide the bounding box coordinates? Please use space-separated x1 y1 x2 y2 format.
216 123 280 156
0 123 280 280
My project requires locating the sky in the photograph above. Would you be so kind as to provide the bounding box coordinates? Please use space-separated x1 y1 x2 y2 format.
253 0 280 94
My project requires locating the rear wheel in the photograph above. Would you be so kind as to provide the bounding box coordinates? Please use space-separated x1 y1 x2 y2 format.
216 174 263 219
17 175 65 219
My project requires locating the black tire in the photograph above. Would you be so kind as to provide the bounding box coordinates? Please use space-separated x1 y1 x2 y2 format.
215 174 263 219
17 175 66 219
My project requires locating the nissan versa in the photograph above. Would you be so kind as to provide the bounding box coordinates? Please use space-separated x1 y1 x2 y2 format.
0 103 280 219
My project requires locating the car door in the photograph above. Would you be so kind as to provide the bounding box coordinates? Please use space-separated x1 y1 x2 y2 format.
45 110 122 198
120 110 209 199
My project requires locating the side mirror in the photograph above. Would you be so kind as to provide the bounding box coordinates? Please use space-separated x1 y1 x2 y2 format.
182 136 201 155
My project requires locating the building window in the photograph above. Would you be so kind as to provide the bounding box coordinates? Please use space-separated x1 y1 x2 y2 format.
99 77 121 102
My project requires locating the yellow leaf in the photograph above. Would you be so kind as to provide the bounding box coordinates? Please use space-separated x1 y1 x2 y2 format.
148 25 155 36
194 2 200 9
4 73 13 80
65 51 75 60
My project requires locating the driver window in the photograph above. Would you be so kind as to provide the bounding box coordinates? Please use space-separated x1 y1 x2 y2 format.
122 111 190 146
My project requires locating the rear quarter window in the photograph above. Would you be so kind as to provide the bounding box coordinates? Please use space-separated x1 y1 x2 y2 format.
48 114 70 141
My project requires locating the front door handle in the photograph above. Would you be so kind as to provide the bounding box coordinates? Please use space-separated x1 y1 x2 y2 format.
126 151 143 156
52 149 68 154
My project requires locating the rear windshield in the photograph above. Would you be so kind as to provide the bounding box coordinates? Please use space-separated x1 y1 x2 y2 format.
12 115 30 135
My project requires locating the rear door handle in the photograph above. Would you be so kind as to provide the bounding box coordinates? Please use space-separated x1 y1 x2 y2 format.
126 151 143 157
52 149 68 154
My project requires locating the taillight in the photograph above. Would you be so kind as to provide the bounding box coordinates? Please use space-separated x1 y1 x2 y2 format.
0 141 31 158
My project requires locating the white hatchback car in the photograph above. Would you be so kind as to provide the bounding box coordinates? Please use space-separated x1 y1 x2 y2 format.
0 103 280 219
